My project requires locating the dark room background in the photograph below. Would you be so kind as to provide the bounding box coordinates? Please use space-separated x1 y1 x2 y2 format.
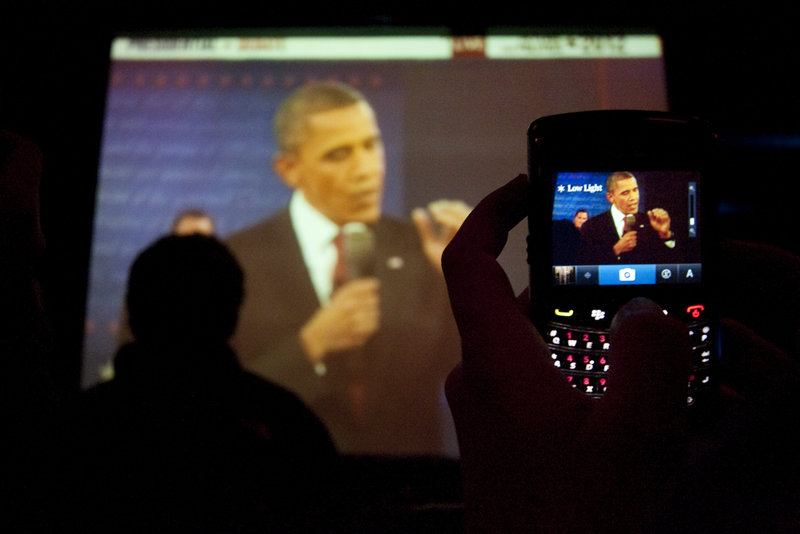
3 0 799 398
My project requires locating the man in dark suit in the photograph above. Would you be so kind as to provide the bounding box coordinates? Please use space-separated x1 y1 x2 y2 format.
226 82 468 456
552 208 588 265
577 171 679 265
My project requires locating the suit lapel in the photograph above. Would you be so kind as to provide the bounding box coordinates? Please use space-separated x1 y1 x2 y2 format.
261 210 322 313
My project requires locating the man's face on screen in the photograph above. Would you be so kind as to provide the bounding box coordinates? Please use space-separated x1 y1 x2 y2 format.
279 101 385 226
606 177 640 215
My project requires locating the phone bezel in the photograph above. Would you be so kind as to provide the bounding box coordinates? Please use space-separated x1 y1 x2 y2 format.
526 110 719 360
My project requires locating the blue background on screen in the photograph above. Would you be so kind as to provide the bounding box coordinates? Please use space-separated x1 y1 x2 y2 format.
552 171 647 221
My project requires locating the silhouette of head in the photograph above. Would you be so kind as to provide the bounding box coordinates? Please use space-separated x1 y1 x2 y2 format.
126 234 244 346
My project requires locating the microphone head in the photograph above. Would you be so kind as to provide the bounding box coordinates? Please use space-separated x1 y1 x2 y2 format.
342 222 376 280
624 213 637 233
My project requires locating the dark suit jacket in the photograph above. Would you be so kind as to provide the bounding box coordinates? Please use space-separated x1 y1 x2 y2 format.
552 219 582 265
577 210 680 265
225 209 459 456
53 342 344 533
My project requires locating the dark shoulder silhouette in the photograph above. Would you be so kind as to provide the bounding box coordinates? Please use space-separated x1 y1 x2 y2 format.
55 234 346 532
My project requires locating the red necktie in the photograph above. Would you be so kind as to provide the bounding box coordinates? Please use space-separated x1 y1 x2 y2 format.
333 229 367 423
332 229 347 291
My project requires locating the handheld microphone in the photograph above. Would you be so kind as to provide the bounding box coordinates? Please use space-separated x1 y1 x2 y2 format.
623 214 637 233
341 222 376 280
338 222 377 389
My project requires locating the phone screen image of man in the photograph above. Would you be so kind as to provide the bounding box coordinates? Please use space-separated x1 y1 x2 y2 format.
552 171 701 271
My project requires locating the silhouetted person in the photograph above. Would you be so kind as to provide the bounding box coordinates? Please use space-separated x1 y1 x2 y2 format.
114 209 218 350
1 130 62 532
0 131 53 416
56 234 344 532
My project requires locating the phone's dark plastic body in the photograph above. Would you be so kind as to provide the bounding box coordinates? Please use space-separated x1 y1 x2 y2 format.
527 110 718 404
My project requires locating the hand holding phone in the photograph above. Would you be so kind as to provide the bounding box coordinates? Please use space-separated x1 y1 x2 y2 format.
442 175 693 532
443 173 800 533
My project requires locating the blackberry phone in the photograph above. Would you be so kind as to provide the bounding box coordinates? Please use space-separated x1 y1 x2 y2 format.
527 110 718 405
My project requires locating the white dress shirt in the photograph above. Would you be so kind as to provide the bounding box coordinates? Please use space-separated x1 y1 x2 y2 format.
288 191 340 306
610 204 630 238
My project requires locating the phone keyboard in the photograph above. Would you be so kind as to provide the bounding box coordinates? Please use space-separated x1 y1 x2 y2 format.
545 315 714 405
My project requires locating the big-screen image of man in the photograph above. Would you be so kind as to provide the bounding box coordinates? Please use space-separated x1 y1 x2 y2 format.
577 171 679 265
226 81 469 456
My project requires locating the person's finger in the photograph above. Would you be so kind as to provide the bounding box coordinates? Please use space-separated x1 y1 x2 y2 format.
574 298 692 531
581 298 691 457
428 200 472 229
441 174 578 406
411 207 436 244
663 317 800 534
441 175 533 361
599 297 692 425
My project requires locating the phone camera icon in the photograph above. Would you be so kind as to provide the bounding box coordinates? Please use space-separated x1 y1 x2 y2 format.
618 267 636 282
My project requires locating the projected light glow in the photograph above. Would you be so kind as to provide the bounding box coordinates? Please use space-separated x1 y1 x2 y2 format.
84 28 668 457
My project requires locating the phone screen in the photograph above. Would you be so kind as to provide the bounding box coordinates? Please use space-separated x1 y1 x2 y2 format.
550 170 703 287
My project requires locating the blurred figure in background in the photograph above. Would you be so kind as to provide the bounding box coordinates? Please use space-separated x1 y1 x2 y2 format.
171 208 216 236
1 130 61 532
